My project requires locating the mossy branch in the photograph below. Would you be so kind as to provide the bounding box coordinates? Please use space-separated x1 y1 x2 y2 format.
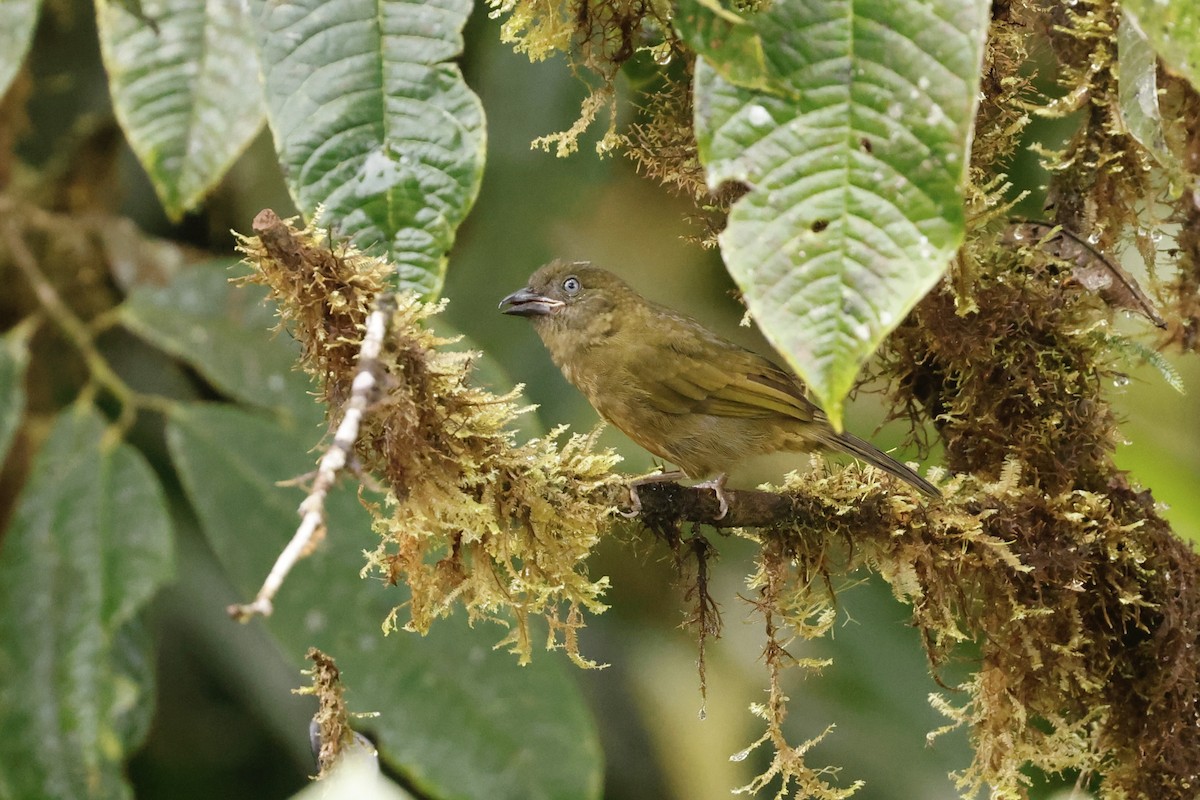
234 208 1200 799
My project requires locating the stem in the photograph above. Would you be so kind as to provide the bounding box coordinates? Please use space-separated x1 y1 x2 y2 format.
3 220 141 436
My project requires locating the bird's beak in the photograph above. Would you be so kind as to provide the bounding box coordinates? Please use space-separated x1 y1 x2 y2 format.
499 287 563 317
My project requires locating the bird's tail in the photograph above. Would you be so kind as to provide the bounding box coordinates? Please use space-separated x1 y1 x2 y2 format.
824 430 941 498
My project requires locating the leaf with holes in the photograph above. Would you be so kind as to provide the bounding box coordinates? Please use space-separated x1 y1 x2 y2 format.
252 0 485 298
97 0 265 220
688 0 989 428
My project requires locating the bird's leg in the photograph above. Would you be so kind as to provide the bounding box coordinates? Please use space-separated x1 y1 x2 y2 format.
620 469 686 518
691 473 730 520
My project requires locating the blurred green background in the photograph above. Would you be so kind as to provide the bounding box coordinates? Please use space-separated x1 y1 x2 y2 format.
7 1 1197 798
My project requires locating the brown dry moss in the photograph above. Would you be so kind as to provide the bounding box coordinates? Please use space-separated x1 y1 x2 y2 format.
882 241 1121 495
703 463 1200 799
620 72 747 245
295 648 376 779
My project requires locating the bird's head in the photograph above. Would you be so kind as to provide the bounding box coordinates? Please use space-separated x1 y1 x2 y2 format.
499 261 632 333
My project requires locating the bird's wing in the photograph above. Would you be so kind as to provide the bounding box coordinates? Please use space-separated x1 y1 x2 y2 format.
628 319 819 422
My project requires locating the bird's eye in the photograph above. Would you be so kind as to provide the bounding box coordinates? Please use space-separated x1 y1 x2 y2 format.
562 276 581 295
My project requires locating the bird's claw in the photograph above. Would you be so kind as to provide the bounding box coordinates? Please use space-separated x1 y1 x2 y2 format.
621 469 685 518
693 474 730 520
619 485 643 518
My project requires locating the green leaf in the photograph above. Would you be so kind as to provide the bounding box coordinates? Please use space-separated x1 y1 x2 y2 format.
674 0 769 92
1123 0 1200 90
1118 12 1186 178
167 403 602 800
0 407 174 800
0 0 41 101
252 0 486 299
116 260 320 426
96 0 265 220
690 0 989 428
0 321 33 468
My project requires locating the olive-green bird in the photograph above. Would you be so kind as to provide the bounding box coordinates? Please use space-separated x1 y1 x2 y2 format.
500 261 940 517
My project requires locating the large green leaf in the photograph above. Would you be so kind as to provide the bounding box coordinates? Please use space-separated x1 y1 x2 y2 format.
252 0 486 299
688 0 989 428
0 322 32 468
0 0 41 101
116 260 320 427
0 408 174 800
96 0 265 220
1124 0 1200 91
167 403 602 800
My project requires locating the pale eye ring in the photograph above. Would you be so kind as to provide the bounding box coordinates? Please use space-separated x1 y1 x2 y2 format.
562 275 581 295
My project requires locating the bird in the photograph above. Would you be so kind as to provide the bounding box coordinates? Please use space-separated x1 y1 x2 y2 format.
499 260 940 518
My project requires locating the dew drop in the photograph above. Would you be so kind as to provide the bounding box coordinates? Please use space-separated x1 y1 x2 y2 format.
730 747 752 763
747 104 771 126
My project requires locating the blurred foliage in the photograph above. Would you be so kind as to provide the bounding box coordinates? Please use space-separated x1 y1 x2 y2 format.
1 1 1199 800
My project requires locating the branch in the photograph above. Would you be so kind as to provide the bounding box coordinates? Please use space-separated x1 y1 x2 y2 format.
627 480 797 528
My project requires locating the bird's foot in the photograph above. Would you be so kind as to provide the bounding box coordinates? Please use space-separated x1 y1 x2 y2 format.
620 469 686 518
692 474 730 520
619 488 642 519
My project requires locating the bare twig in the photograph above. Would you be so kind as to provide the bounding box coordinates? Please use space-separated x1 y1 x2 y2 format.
228 295 394 621
2 218 163 436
